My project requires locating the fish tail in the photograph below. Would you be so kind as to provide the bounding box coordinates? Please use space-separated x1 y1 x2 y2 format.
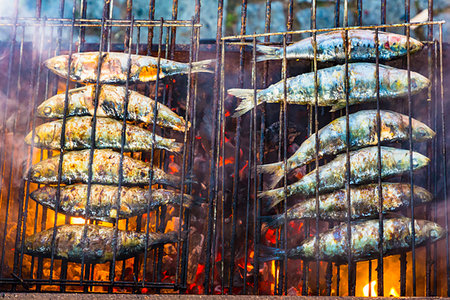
256 45 281 62
257 162 285 189
170 140 184 153
258 245 285 262
260 214 284 228
258 188 284 211
228 89 257 117
191 59 216 74
154 230 188 245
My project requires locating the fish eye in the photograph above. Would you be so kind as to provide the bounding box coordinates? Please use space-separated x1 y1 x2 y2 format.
43 107 52 116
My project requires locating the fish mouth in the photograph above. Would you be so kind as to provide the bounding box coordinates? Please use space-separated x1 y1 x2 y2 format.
43 55 69 77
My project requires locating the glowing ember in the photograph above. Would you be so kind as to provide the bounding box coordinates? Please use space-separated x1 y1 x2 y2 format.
70 217 85 225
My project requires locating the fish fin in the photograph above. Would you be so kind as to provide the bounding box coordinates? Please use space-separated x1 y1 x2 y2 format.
260 214 284 229
228 88 257 117
257 162 285 189
258 245 285 262
256 45 280 62
259 188 284 211
191 59 216 74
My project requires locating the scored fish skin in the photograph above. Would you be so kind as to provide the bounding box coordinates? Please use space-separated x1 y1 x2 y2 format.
261 183 432 225
256 30 423 62
258 110 435 189
44 52 215 83
258 146 430 209
25 149 184 187
36 85 189 132
229 63 430 117
25 116 183 153
286 218 444 263
24 224 180 263
30 184 196 222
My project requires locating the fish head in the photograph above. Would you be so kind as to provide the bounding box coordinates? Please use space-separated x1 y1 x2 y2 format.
24 121 61 148
44 55 70 78
409 71 430 93
27 157 59 183
30 186 56 206
410 151 430 170
419 220 446 242
36 94 66 118
412 185 433 204
407 117 436 142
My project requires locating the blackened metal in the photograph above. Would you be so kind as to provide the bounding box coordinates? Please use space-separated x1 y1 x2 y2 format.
17 18 47 279
142 17 164 286
147 0 156 53
336 265 340 295
374 27 384 297
109 16 134 288
400 253 406 295
405 24 417 296
368 260 372 297
204 0 223 293
381 0 386 25
334 0 340 28
286 0 294 42
79 6 108 284
282 33 288 295
356 0 362 26
0 0 19 276
312 29 320 296
102 0 111 52
438 23 449 297
228 0 247 292
433 39 439 297
124 0 132 52
78 0 87 52
251 35 259 294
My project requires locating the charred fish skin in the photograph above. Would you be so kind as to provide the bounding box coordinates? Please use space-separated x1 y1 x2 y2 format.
286 218 444 263
24 224 180 263
258 110 435 189
44 52 215 83
229 63 430 117
25 116 183 153
262 183 432 226
25 149 184 187
30 184 195 222
36 85 189 132
256 30 423 62
259 146 430 208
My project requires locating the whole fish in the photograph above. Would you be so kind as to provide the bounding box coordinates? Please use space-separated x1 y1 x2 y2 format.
229 63 429 116
24 224 182 263
31 184 198 222
261 183 432 225
258 110 435 189
259 146 429 209
260 218 444 263
36 85 189 132
26 116 183 153
44 52 215 83
25 149 185 187
256 30 423 62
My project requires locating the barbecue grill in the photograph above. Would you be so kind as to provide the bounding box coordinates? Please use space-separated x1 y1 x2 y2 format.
0 0 448 297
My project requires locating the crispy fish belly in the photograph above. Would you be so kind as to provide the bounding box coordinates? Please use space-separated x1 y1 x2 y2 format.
258 110 435 189
26 116 183 153
282 218 444 262
256 29 423 62
229 63 430 116
25 149 183 187
262 183 432 225
36 85 189 132
259 146 429 208
24 224 179 263
30 184 195 222
44 52 214 83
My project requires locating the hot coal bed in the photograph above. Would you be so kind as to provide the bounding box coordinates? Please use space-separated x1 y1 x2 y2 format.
0 0 449 298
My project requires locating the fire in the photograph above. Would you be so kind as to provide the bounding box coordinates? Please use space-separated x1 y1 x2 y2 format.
363 280 377 297
363 281 399 297
70 217 85 225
